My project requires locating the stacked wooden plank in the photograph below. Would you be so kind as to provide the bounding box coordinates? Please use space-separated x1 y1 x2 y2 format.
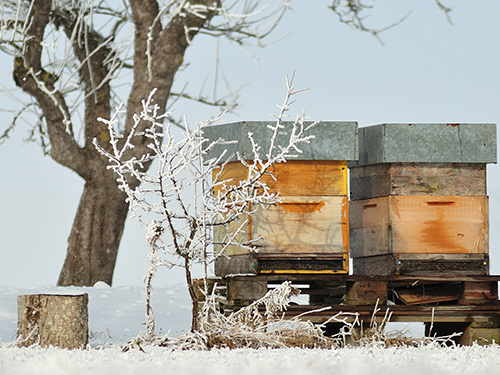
349 123 497 275
202 121 358 276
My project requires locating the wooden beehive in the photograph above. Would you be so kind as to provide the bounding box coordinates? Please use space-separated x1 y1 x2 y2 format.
350 162 487 200
203 121 358 276
349 123 497 276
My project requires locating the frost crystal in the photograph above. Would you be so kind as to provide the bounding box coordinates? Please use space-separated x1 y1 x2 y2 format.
94 75 318 336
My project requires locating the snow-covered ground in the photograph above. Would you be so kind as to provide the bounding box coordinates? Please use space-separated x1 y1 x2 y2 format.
1 345 500 375
1 284 500 375
0 283 192 345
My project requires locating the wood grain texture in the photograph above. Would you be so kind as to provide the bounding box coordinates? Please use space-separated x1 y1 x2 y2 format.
350 163 487 200
253 196 349 256
350 197 390 258
215 196 349 256
213 215 251 256
213 160 348 196
350 196 489 258
459 281 499 305
395 283 463 305
285 304 500 324
353 254 397 275
459 326 500 346
17 294 88 349
192 278 221 302
227 278 268 301
214 253 258 277
392 196 489 255
212 160 350 269
345 281 388 305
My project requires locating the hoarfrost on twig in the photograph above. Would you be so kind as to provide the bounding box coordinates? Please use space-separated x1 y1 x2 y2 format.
94 74 318 337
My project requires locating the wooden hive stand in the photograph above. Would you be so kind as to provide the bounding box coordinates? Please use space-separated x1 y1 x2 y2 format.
210 273 500 345
197 122 500 346
344 123 500 344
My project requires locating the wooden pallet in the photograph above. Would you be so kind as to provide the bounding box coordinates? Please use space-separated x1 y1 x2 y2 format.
205 274 500 345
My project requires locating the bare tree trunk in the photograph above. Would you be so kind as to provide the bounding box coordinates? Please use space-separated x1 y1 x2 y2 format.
57 180 129 286
11 0 219 287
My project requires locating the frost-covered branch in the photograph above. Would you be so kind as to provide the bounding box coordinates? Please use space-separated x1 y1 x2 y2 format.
94 76 317 337
2 1 288 149
167 281 337 349
199 0 291 46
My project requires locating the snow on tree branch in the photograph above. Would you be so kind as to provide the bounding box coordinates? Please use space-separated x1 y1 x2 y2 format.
2 1 290 146
94 76 318 336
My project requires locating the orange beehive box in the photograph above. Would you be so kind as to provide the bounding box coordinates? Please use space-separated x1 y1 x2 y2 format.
203 121 358 276
350 195 489 257
349 123 496 276
350 195 489 275
213 160 349 275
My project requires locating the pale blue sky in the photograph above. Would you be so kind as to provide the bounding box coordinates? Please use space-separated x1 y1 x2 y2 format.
1 1 500 287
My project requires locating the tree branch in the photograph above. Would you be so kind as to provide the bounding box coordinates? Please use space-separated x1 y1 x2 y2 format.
52 8 113 153
129 0 161 84
329 0 411 44
12 0 88 179
435 0 454 25
125 1 220 156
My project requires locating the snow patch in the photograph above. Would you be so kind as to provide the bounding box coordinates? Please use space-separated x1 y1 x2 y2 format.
1 284 499 375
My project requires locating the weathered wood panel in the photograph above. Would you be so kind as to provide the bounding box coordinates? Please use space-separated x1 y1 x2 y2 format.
288 304 500 324
353 253 489 276
350 163 487 200
213 160 347 196
212 159 350 273
345 280 387 305
226 278 268 302
350 163 391 200
350 196 489 258
349 197 390 258
353 254 397 275
192 278 223 302
459 281 499 305
253 196 349 256
395 283 463 305
459 324 500 346
213 215 250 256
214 253 258 277
214 196 350 257
392 196 488 254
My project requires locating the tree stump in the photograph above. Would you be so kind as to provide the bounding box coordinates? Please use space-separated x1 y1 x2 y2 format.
17 294 88 349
